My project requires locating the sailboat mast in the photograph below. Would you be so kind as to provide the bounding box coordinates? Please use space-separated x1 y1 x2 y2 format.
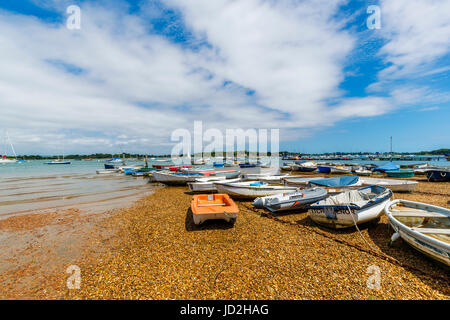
6 131 17 158
390 136 393 156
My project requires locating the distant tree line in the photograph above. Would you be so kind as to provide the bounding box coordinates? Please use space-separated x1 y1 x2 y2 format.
15 148 449 159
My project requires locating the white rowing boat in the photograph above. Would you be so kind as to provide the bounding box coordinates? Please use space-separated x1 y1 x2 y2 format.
242 173 289 184
359 177 418 192
355 168 372 176
309 185 392 229
252 187 328 212
214 181 297 199
385 199 449 267
188 177 240 192
96 169 120 174
330 166 351 174
152 171 205 185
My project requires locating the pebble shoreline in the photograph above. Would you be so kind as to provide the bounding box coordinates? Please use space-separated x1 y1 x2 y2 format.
65 174 449 300
0 173 449 299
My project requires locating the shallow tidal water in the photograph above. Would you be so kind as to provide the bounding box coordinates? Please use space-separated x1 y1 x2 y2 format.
0 160 156 217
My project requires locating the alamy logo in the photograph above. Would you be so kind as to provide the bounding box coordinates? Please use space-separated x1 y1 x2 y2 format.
66 5 81 30
366 265 381 290
171 121 279 167
66 265 81 289
367 5 381 30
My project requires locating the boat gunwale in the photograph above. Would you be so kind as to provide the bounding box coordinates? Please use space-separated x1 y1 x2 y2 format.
384 199 450 251
310 185 392 211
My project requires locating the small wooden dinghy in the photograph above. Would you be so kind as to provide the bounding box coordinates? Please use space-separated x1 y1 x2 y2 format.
214 181 297 199
385 199 449 267
191 194 239 225
252 187 327 212
309 185 392 229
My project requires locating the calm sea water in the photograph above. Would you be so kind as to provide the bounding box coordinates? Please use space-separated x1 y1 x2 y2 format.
0 159 157 217
0 158 448 218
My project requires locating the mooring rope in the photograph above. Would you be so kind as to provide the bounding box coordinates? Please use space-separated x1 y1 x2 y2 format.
240 203 449 282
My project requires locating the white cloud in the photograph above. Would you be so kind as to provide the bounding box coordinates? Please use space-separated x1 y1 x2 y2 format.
0 1 397 154
378 0 450 78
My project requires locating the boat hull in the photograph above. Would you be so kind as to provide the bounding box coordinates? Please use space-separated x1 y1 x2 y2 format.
309 186 392 229
47 162 71 165
152 171 204 185
385 199 450 267
215 183 297 199
191 194 238 225
386 170 415 178
188 178 241 192
426 170 450 182
359 177 418 192
252 187 327 212
317 166 331 173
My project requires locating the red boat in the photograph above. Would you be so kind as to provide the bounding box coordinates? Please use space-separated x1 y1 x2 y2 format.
152 164 176 169
169 165 193 171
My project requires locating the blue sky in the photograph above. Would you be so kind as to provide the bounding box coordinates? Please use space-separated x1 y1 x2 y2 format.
0 0 449 155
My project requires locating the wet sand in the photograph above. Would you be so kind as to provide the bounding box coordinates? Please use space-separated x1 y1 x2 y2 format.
0 174 449 299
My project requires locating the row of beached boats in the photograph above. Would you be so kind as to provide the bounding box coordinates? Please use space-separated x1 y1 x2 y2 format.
282 160 450 182
94 161 449 267
146 167 449 267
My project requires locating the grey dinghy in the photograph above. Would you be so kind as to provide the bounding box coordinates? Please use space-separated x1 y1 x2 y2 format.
385 199 450 267
309 185 392 229
252 187 327 212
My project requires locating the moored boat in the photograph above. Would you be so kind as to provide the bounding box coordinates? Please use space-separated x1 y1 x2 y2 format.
425 169 450 182
152 164 175 169
152 171 205 185
385 170 415 178
283 176 327 187
385 199 450 267
191 194 239 225
0 157 17 164
290 161 317 172
188 177 240 192
47 159 71 165
359 177 418 192
96 169 120 174
309 185 392 228
213 162 224 167
214 181 297 199
242 173 289 183
252 187 327 212
239 162 256 168
355 168 372 176
317 166 331 174
330 166 351 174
373 162 400 173
308 175 361 194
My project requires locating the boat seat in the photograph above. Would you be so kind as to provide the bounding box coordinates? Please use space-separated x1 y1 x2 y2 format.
391 211 448 218
410 228 450 235
197 203 226 207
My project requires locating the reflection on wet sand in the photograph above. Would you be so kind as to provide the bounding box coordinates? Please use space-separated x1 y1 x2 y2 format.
0 172 156 217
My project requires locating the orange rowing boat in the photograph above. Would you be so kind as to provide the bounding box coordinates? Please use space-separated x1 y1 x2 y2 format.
191 194 239 225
